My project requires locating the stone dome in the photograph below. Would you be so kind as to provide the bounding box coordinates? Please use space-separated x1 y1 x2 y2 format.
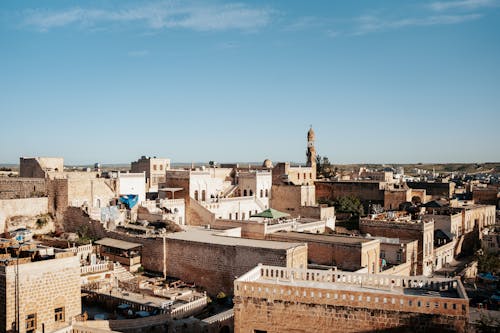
262 159 273 168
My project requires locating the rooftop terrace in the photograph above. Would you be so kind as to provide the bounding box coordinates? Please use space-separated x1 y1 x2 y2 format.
237 265 467 299
166 227 304 250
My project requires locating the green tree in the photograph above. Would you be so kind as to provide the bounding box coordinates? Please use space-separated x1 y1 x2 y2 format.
335 196 364 216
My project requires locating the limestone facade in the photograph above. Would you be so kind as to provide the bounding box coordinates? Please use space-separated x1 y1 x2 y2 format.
234 265 469 333
0 178 47 200
131 156 170 192
19 157 64 179
272 162 316 186
360 213 435 276
270 184 315 216
0 253 81 333
267 232 380 273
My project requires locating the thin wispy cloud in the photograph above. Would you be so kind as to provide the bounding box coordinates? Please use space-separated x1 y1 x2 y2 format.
353 13 482 35
284 16 325 32
22 2 274 32
429 0 498 11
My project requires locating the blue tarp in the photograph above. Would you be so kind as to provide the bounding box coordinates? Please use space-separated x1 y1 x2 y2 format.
478 272 499 282
119 195 138 209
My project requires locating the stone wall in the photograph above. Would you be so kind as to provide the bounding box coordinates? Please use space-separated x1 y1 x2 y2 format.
270 185 304 216
473 186 499 207
20 157 64 178
165 239 306 295
0 255 81 333
266 233 376 271
211 219 266 239
384 189 411 210
407 181 455 199
234 294 467 333
0 178 47 199
234 270 469 333
315 181 385 206
0 197 49 234
360 219 434 276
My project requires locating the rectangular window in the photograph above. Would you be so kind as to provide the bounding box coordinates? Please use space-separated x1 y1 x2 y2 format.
380 250 385 259
396 252 402 263
55 307 65 322
26 313 36 333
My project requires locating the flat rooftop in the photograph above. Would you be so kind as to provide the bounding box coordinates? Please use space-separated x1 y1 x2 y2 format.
271 231 374 245
167 227 304 250
95 237 143 250
237 265 467 300
0 238 74 266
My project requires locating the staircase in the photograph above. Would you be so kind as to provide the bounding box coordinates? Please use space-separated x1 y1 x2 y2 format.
113 263 135 282
254 197 267 211
222 184 239 198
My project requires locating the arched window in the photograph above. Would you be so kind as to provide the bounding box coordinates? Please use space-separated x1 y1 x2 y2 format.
96 199 101 208
265 189 269 197
298 173 301 180
304 173 306 180
260 189 263 198
229 213 232 220
249 190 253 196
202 190 206 201
194 190 199 201
243 189 247 196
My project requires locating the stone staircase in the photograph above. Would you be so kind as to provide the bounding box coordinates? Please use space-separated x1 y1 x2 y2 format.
222 184 239 198
113 262 135 282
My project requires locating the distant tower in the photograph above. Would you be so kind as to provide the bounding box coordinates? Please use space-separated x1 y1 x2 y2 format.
306 126 316 171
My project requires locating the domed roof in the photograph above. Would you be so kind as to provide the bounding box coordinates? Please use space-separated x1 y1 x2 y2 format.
307 127 315 140
262 159 273 168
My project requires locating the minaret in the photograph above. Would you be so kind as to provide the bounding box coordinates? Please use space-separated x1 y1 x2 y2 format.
306 126 316 172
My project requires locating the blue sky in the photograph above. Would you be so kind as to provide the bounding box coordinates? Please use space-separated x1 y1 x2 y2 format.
1 0 499 165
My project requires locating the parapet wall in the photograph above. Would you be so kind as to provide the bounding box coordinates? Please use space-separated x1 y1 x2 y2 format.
234 266 469 333
0 178 47 199
165 238 295 295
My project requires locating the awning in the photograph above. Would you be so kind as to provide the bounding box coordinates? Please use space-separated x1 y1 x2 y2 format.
251 208 290 219
95 237 142 250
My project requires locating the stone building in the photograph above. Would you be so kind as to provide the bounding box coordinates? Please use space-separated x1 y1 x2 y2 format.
19 157 64 179
472 185 499 207
266 231 380 273
482 225 500 254
164 227 307 295
270 184 315 216
234 265 469 333
117 172 146 203
272 162 316 186
407 181 455 200
360 212 435 276
376 237 419 276
237 170 272 207
0 240 81 333
131 156 171 192
315 180 386 208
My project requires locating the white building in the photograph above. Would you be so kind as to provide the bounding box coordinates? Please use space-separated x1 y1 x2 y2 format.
118 172 146 203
